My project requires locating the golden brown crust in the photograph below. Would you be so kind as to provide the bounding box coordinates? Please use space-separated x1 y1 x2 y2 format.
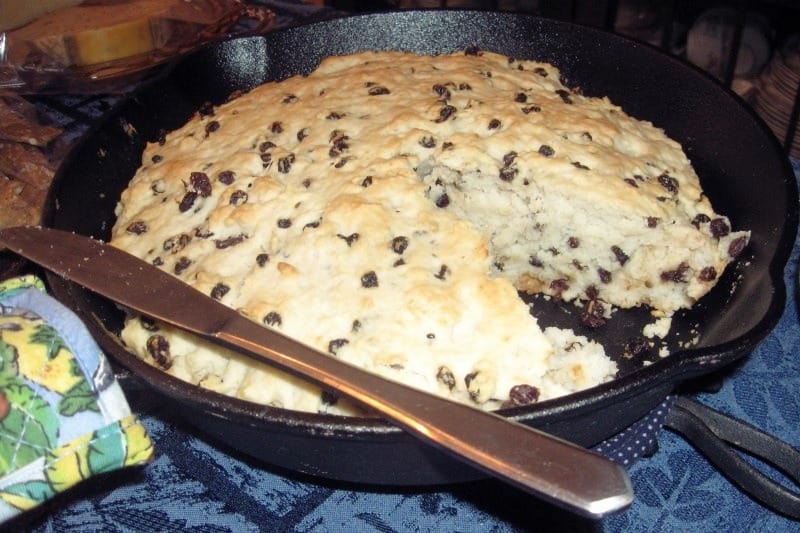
110 50 747 414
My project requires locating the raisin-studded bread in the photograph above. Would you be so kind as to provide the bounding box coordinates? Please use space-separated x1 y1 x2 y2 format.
111 49 747 413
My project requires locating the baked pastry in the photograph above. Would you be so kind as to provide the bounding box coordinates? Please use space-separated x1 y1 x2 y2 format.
110 49 747 413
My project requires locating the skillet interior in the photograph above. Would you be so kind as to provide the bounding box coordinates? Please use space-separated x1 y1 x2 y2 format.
44 10 798 485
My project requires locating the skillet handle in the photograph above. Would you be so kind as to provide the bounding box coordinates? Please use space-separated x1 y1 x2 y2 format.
664 396 800 519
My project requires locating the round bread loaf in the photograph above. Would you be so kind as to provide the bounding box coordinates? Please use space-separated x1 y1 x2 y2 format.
111 49 747 413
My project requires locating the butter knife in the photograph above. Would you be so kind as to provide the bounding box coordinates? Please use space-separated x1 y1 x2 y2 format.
0 226 632 518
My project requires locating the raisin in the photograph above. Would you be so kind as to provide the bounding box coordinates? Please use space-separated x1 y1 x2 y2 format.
198 102 214 117
328 338 349 355
278 154 295 173
568 237 579 248
581 298 606 328
304 220 320 230
391 236 409 254
660 262 690 282
151 154 163 164
647 217 660 228
458 82 472 91
658 173 679 193
528 256 543 267
507 384 540 406
361 271 379 288
555 89 573 104
263 311 282 327
585 285 599 300
503 151 517 166
146 335 172 369
215 234 246 248
179 191 198 212
297 128 310 141
624 178 639 188
538 145 555 157
277 218 292 229
259 141 276 152
205 120 220 135
326 111 344 120
611 245 629 265
187 173 211 198
368 86 391 95
534 67 548 77
435 193 450 208
581 131 593 141
419 136 437 148
572 161 590 170
550 279 569 299
729 236 747 257
218 170 236 184
434 265 449 280
432 84 451 99
210 283 229 300
361 176 373 187
329 130 349 156
434 105 457 123
282 94 298 104
598 268 612 284
352 320 362 333
256 253 270 266
321 391 339 405
499 167 517 182
337 233 360 246
271 121 284 134
302 178 312 188
436 366 456 390
229 190 248 206
163 233 191 254
521 105 542 114
699 266 717 281
710 218 730 238
692 213 711 228
488 118 501 130
174 257 191 275
126 221 148 235
514 92 527 103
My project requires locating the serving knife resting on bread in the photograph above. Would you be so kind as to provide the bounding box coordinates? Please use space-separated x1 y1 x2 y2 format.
0 225 633 518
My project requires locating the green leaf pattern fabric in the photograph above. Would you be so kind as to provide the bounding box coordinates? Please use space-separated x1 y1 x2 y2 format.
0 276 153 521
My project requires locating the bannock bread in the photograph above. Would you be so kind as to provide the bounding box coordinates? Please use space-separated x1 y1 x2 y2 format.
110 49 748 414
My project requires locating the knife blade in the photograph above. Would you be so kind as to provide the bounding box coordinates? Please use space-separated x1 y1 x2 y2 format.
0 225 632 517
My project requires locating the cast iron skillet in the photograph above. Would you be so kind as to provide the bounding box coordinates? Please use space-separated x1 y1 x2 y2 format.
43 10 798 505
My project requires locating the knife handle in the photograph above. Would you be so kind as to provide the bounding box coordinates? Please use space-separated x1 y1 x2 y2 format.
216 315 632 518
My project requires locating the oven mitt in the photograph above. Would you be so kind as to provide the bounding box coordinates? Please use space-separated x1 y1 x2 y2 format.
0 275 153 523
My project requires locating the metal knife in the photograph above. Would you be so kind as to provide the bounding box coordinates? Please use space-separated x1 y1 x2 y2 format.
0 226 632 517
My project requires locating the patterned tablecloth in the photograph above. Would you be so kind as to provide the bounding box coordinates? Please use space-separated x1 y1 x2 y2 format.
8 3 800 530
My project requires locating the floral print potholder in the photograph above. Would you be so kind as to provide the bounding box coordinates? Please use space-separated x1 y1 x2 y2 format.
0 275 153 523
